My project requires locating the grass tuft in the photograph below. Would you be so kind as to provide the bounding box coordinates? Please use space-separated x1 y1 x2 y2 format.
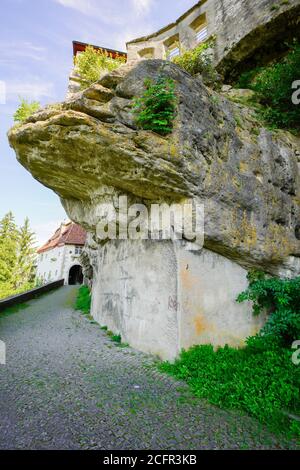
75 286 91 315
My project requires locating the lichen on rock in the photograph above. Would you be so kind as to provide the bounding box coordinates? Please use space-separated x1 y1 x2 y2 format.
8 60 300 276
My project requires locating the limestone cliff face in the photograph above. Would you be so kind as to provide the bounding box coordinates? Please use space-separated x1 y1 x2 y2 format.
8 60 300 276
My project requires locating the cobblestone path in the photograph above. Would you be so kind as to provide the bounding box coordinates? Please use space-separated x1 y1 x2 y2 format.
0 287 294 449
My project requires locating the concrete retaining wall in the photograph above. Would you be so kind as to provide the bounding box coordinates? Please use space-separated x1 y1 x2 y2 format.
90 240 265 360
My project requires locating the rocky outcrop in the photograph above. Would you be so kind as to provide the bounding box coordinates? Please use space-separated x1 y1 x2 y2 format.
8 60 300 276
8 60 300 358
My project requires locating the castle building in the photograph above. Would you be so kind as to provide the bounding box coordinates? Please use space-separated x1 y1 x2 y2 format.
36 222 86 286
68 0 300 93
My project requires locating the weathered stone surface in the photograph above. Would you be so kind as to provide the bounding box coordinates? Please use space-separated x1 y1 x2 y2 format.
7 59 300 358
8 60 300 275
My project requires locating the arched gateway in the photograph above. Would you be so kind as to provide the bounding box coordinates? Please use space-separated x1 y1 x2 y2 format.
68 265 83 285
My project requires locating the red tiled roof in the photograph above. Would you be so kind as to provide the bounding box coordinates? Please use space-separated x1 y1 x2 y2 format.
72 40 127 59
37 222 86 254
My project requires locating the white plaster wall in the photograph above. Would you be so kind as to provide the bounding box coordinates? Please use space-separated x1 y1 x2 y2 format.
90 240 265 360
176 247 266 351
36 245 83 285
36 246 64 283
91 240 179 360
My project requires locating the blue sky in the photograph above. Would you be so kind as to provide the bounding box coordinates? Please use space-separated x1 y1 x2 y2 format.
0 0 196 245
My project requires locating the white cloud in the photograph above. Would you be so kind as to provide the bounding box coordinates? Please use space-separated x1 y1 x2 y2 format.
6 80 55 101
131 0 154 16
32 218 68 246
53 0 154 24
55 0 97 15
0 41 46 65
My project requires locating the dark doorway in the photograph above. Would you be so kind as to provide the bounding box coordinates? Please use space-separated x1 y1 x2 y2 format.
68 265 83 285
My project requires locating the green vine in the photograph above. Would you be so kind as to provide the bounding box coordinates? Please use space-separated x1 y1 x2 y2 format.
237 271 300 348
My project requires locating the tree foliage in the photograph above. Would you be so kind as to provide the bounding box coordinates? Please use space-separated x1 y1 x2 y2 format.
74 45 126 90
0 212 18 286
132 76 177 135
0 212 37 299
14 98 40 123
237 271 300 348
235 42 300 130
172 36 218 86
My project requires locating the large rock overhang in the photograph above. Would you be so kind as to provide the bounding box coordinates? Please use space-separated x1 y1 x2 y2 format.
7 59 300 277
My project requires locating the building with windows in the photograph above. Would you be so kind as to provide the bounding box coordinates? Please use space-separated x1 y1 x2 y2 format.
68 0 299 92
36 222 86 286
126 0 300 79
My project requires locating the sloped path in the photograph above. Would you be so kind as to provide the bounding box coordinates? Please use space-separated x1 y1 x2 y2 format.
0 287 293 449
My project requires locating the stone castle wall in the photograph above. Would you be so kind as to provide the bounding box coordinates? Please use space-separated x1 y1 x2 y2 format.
127 0 300 78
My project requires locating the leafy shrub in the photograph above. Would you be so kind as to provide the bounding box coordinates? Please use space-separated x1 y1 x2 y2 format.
159 343 300 437
13 98 40 123
132 76 177 135
172 37 218 85
237 272 300 347
74 45 126 90
235 42 300 130
75 285 91 314
111 334 122 344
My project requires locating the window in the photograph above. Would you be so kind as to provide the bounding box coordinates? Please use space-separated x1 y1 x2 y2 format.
138 47 155 59
190 13 208 44
196 25 208 43
164 34 180 61
75 246 82 255
167 46 180 60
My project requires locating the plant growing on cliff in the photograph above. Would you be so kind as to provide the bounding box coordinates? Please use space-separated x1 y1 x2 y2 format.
74 45 126 90
133 76 177 135
13 98 40 123
237 271 300 348
172 36 218 86
235 42 300 130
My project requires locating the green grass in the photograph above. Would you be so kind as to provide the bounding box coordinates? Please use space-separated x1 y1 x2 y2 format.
159 343 300 439
75 285 91 315
74 289 128 348
111 334 122 343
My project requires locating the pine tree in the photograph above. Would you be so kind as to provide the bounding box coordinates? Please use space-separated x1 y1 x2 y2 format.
0 212 18 298
14 217 37 289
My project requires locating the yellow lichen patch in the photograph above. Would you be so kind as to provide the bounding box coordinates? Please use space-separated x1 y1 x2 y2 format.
239 161 249 173
229 210 257 250
241 212 257 249
263 223 293 260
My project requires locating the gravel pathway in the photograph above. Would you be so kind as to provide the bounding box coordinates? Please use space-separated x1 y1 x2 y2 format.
0 286 295 450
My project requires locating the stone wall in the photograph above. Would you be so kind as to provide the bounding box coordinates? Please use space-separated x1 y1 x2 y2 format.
127 0 300 78
87 239 265 360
